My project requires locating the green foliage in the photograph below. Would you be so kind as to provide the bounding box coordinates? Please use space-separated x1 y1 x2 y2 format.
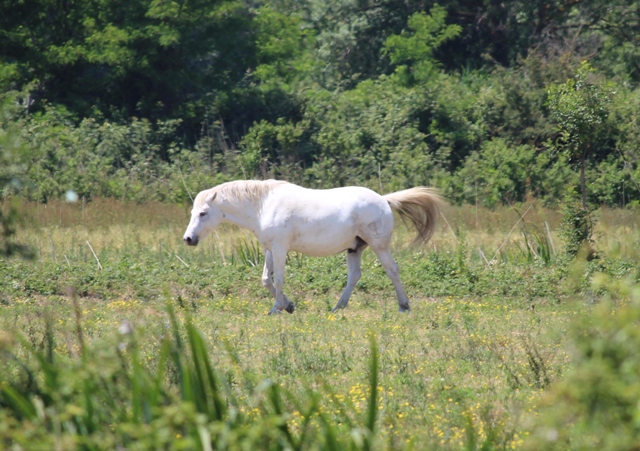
525 277 640 450
0 94 32 258
0 201 33 259
547 62 613 156
4 106 237 203
239 118 315 181
0 93 26 195
0 0 255 132
560 197 595 258
591 1 640 83
450 139 544 208
1 0 640 208
253 6 318 88
305 78 436 190
547 61 615 208
383 6 461 84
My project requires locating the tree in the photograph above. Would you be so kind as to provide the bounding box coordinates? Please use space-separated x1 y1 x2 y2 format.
547 61 613 210
383 6 461 85
0 93 32 257
0 0 255 136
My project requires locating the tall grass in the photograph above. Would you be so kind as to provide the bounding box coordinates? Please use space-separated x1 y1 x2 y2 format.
8 198 572 263
0 300 384 449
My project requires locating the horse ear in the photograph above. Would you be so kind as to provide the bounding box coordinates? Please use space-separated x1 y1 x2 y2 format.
205 192 217 204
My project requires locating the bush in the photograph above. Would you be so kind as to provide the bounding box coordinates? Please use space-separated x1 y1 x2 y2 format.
525 276 640 450
560 197 595 257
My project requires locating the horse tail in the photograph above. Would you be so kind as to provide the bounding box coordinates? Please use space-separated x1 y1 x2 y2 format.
383 187 443 246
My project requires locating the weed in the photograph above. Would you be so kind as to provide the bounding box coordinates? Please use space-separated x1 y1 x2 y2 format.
232 238 264 267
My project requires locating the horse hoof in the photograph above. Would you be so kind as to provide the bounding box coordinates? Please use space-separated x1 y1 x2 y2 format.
398 306 411 313
285 302 295 314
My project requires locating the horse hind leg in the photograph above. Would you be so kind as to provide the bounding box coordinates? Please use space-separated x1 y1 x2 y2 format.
371 246 411 312
332 240 368 312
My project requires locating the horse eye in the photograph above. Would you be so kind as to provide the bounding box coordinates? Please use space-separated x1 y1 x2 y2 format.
199 211 206 217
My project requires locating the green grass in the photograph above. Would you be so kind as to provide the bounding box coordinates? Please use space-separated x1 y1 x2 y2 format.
1 292 577 449
1 199 639 449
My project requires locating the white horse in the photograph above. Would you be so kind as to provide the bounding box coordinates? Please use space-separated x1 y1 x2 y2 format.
183 180 442 314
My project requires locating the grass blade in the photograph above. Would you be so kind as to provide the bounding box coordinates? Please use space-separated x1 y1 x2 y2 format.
364 333 379 450
1 385 37 419
188 323 226 420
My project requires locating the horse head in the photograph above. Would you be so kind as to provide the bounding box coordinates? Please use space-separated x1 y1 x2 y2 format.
183 191 220 246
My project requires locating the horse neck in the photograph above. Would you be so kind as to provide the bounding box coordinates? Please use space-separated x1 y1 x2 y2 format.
219 199 260 233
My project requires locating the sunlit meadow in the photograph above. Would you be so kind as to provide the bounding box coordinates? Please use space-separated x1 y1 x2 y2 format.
1 199 639 449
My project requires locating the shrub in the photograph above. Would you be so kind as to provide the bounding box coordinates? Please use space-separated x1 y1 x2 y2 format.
560 196 595 257
525 276 640 450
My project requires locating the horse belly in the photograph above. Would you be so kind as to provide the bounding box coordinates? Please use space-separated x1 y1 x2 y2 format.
289 223 357 257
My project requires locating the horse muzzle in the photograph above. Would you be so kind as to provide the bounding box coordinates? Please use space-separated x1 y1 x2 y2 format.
183 235 199 246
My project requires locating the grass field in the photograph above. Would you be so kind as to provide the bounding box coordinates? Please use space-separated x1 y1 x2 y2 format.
1 199 639 449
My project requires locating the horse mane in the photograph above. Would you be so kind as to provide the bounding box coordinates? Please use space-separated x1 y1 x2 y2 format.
197 179 289 209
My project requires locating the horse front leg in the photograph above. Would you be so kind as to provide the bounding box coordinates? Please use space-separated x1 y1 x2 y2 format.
262 250 293 313
267 249 294 315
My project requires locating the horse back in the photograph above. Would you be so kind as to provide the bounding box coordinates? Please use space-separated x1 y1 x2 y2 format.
258 185 394 256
